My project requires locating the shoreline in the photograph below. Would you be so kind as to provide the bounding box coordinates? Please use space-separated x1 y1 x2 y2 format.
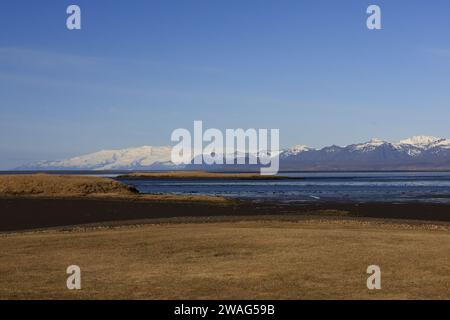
1 197 449 232
116 171 293 180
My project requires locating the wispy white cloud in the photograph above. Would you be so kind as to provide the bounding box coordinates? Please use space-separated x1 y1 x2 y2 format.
0 47 100 68
0 71 184 98
0 46 225 74
424 48 450 58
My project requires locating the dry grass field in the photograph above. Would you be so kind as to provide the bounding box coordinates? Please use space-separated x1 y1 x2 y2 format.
1 219 449 300
0 174 137 197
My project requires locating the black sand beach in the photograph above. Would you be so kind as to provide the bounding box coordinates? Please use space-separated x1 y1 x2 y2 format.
1 197 449 232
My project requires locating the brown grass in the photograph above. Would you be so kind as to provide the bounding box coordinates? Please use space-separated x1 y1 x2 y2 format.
0 174 137 197
1 219 448 299
0 174 229 203
118 171 285 180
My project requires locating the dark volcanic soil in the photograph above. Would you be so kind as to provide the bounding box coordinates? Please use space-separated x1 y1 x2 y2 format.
1 197 449 232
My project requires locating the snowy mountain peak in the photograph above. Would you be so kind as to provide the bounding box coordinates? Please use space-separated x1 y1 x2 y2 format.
363 138 386 147
350 138 387 151
399 136 442 146
282 144 313 157
19 145 174 170
290 144 312 152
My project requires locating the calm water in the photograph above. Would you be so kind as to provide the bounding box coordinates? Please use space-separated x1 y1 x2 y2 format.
117 172 450 204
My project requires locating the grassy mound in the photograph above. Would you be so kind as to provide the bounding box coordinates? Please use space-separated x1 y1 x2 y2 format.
0 174 138 197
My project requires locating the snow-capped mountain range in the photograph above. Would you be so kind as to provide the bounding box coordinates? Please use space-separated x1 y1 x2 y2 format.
18 146 177 171
17 136 450 171
280 135 450 170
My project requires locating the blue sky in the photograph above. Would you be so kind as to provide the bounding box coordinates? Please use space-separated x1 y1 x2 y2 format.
1 0 450 169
